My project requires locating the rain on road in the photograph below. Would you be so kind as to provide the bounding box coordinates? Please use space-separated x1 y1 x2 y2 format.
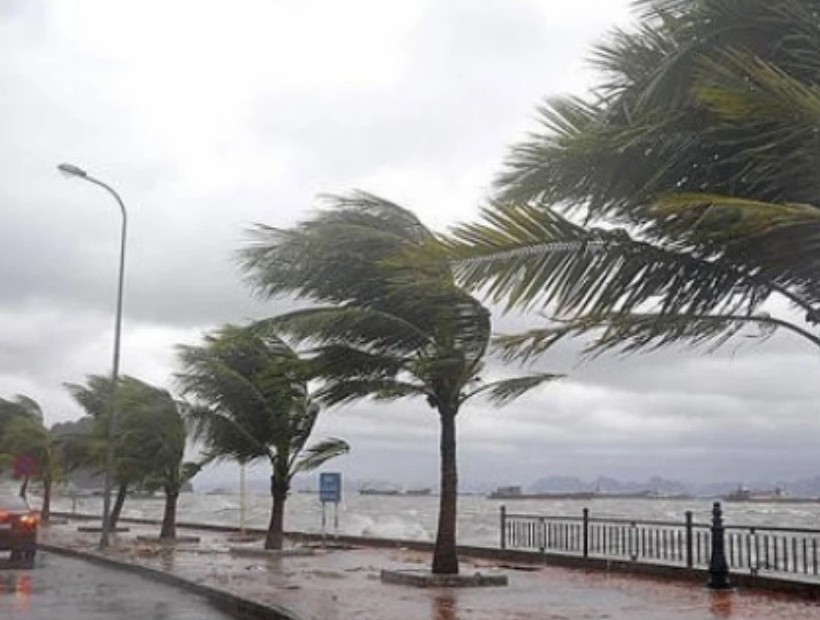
0 552 238 619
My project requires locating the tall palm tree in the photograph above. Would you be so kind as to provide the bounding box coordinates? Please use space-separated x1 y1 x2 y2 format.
444 0 820 358
238 193 560 574
176 322 349 550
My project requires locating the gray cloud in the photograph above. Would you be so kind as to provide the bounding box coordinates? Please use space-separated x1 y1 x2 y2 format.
4 1 817 489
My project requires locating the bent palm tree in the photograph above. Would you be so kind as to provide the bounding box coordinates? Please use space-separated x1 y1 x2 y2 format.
239 193 560 574
444 0 820 358
65 376 190 529
0 415 60 520
115 382 206 540
0 395 44 500
176 323 349 550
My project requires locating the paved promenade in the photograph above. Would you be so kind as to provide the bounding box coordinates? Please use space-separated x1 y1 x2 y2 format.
39 520 820 620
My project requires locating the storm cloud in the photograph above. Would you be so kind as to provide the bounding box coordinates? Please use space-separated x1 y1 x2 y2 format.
3 0 816 490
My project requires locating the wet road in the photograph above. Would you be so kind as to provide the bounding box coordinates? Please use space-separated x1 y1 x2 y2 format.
0 552 236 619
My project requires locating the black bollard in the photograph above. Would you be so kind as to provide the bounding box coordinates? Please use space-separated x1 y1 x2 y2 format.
708 501 732 589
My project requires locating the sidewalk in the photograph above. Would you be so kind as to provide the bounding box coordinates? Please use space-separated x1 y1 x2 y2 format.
39 520 820 620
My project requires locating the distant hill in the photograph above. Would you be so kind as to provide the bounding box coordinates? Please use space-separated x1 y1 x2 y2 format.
523 475 820 498
200 472 820 498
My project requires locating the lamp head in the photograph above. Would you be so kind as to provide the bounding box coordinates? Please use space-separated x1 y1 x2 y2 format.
57 163 88 178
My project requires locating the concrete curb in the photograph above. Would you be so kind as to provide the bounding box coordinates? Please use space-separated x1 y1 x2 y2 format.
39 543 305 620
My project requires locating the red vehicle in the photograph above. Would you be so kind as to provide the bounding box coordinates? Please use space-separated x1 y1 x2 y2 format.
0 495 37 566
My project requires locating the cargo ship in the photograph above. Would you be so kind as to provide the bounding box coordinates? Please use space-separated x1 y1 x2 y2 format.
487 486 596 500
722 486 820 504
359 486 433 497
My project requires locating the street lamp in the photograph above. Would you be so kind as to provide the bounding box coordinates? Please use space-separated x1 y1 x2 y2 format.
57 163 127 549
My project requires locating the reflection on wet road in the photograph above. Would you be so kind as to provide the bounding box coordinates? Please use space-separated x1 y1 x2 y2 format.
0 552 235 619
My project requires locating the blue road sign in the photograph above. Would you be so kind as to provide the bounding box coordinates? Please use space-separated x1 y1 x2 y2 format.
319 472 342 503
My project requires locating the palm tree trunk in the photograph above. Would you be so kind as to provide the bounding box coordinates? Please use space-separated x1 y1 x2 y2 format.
159 490 179 539
109 483 128 529
432 409 459 574
265 475 288 550
18 476 28 501
41 477 52 523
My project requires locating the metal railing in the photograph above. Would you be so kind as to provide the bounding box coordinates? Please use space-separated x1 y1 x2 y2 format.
500 502 820 586
724 524 820 577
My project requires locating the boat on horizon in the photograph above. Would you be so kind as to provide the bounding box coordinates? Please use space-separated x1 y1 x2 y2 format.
487 486 596 500
404 488 432 496
722 486 820 504
359 486 401 496
359 486 434 497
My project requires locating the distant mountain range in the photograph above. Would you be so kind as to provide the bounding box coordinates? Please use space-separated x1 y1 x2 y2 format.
197 474 820 498
524 475 820 498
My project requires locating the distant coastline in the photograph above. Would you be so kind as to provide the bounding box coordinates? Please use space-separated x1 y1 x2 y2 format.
487 486 691 501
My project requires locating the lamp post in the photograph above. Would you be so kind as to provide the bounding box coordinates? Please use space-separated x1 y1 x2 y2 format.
57 163 127 548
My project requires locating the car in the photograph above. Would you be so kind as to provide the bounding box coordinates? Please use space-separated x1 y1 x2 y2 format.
0 495 38 566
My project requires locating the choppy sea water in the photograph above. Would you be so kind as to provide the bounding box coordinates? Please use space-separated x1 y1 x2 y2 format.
48 492 820 547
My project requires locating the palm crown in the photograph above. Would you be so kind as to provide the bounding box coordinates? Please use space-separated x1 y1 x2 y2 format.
445 0 820 358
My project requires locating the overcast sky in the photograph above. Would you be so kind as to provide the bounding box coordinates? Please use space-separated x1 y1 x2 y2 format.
3 0 820 491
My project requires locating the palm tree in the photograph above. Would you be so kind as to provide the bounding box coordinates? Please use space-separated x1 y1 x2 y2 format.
0 416 56 519
238 193 560 574
114 382 206 540
443 0 820 359
0 396 46 500
176 322 349 550
65 375 191 530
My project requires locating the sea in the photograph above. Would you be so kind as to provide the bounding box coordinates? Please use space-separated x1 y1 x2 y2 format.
47 492 820 545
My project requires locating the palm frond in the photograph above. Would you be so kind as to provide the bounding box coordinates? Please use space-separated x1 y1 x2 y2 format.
646 193 820 310
184 404 269 462
314 379 428 407
11 395 42 420
444 202 769 318
180 460 209 486
64 375 114 418
463 374 564 407
239 192 436 307
307 344 406 380
291 438 350 475
499 0 820 228
693 51 820 204
259 306 431 355
492 310 803 362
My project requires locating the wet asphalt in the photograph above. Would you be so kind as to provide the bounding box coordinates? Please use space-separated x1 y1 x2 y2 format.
0 552 236 619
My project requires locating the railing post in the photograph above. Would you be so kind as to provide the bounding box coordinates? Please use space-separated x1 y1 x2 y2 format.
500 505 507 550
685 510 693 569
583 507 589 558
708 501 732 589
